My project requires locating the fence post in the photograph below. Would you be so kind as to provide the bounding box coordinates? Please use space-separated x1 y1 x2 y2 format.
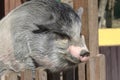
1 71 18 80
63 66 77 80
21 69 32 80
86 54 106 80
35 68 47 80
47 71 61 80
78 63 86 80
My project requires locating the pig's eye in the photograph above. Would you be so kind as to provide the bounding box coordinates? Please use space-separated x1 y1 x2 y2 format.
54 32 71 40
32 23 71 40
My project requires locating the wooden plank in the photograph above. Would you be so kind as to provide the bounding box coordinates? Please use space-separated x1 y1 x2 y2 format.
21 69 32 80
47 71 60 80
4 0 10 15
104 47 112 80
10 0 16 11
87 0 99 55
111 47 118 80
86 57 97 80
78 63 85 80
15 0 22 7
86 54 106 80
63 67 76 80
73 0 99 56
98 54 106 80
117 46 120 80
99 29 120 46
35 68 47 80
99 47 112 80
1 71 18 80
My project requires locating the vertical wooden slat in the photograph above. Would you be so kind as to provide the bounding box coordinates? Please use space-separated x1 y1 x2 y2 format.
15 0 22 7
1 71 18 80
86 57 96 80
105 47 112 80
117 46 120 80
111 47 118 80
63 67 76 80
6 72 18 80
78 63 85 80
35 68 47 80
100 47 111 80
86 54 106 80
10 0 16 11
4 0 10 15
21 69 32 80
47 71 60 80
98 54 106 80
87 0 99 55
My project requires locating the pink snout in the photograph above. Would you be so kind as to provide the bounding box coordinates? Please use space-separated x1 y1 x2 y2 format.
68 45 89 62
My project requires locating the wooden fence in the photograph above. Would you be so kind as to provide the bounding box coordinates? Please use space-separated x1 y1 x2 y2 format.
0 57 105 80
1 65 82 80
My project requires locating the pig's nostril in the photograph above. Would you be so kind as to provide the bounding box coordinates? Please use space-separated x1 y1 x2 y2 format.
80 50 90 57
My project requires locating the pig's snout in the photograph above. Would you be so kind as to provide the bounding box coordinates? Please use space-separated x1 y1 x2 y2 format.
68 46 89 62
80 50 90 57
79 50 90 62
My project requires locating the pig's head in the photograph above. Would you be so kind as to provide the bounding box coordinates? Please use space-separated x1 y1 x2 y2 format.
0 0 89 73
29 4 90 72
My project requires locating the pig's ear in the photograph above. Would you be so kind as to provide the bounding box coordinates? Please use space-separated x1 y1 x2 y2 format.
76 7 83 19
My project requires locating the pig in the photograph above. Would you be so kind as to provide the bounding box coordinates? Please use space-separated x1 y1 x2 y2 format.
0 0 89 75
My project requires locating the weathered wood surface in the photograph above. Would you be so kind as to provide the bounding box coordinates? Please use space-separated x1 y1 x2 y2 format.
35 68 47 80
86 54 106 80
1 71 18 80
0 65 85 80
78 63 86 80
21 69 33 80
100 46 120 80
